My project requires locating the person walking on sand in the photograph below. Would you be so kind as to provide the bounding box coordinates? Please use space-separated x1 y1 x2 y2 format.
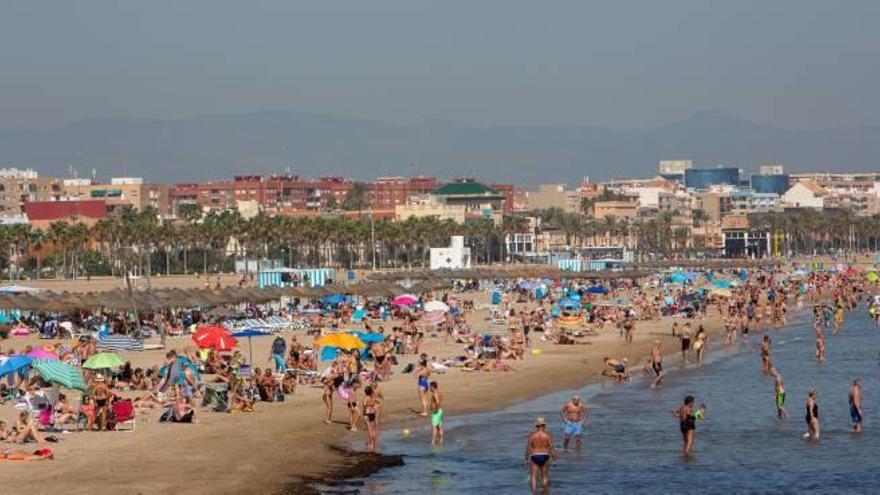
849 379 863 433
673 396 706 456
429 381 444 446
804 389 820 441
650 341 664 389
559 395 586 452
524 417 557 491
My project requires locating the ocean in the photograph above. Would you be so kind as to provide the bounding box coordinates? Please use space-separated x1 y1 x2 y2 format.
323 309 877 494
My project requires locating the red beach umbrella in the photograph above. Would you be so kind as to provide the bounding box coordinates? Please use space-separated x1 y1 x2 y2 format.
192 326 238 351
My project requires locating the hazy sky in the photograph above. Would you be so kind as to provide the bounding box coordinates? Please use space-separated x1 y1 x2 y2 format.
2 0 879 130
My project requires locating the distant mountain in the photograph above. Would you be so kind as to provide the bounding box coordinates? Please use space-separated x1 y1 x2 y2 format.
1 109 878 184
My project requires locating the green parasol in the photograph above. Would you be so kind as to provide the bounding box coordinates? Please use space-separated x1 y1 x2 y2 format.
82 352 126 370
32 359 87 390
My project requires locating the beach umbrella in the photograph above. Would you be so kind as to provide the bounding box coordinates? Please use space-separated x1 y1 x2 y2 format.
315 333 365 350
10 326 30 336
231 328 272 364
320 346 341 361
27 348 58 360
392 294 418 307
350 331 385 344
82 352 126 370
868 272 879 283
586 285 608 294
423 300 449 313
321 294 346 306
558 298 580 309
192 326 238 351
96 334 145 352
0 355 33 377
32 359 86 391
421 310 446 326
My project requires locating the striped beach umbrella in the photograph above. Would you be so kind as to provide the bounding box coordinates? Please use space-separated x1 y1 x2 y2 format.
96 334 145 352
32 359 86 391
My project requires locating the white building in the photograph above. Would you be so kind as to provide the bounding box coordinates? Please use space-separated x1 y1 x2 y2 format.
430 236 472 270
781 181 825 209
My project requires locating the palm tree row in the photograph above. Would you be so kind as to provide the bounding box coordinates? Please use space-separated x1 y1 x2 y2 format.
2 206 876 280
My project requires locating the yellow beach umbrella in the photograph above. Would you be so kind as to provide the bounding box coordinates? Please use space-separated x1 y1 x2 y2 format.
315 333 366 350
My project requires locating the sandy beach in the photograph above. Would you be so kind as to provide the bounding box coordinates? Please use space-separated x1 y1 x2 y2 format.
0 276 726 495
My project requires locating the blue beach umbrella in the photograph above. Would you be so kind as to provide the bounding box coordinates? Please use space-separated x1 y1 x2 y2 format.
232 328 272 364
322 294 346 306
0 355 32 377
586 285 608 294
350 331 385 344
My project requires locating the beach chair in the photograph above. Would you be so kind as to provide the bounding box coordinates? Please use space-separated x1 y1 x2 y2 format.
109 400 136 431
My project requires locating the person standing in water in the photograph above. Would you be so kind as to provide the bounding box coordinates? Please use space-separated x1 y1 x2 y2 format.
362 385 380 452
416 356 431 417
673 395 706 456
524 417 557 491
760 335 772 375
804 389 820 441
559 395 587 452
693 325 708 364
429 381 444 446
650 341 664 389
849 379 863 433
770 367 788 420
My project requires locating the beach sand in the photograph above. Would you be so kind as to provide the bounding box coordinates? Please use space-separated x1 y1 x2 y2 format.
0 281 725 495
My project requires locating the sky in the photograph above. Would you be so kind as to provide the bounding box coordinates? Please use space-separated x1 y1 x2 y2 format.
2 0 879 131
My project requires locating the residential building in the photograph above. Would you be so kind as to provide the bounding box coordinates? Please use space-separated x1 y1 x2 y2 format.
730 191 781 216
526 184 576 212
593 200 638 220
721 215 769 258
0 169 64 217
395 195 466 223
62 177 171 215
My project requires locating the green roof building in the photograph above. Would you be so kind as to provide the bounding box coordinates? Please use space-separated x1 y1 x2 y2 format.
433 179 504 216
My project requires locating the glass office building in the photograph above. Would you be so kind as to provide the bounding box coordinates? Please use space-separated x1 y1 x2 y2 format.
684 167 740 190
750 174 790 195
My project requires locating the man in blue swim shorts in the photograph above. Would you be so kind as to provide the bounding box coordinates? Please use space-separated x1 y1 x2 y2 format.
559 395 587 451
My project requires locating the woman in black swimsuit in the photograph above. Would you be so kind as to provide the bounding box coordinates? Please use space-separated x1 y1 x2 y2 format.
362 385 380 452
674 395 705 456
805 389 820 440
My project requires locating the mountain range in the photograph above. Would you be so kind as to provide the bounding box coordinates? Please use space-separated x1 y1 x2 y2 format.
1 110 878 185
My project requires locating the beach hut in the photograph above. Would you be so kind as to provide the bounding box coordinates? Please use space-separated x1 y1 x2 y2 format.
257 268 336 289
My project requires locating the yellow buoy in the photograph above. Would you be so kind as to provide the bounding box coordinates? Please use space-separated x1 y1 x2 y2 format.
402 428 410 437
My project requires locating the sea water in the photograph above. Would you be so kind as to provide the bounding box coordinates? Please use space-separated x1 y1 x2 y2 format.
327 310 877 494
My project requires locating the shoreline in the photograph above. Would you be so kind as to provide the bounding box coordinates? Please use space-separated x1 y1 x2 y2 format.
290 313 740 494
305 310 815 493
